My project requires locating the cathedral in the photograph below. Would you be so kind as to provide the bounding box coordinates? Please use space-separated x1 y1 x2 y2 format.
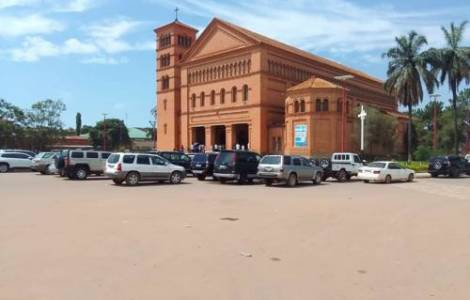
155 17 406 156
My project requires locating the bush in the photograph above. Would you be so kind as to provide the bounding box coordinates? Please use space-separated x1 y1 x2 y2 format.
398 161 429 173
414 145 433 161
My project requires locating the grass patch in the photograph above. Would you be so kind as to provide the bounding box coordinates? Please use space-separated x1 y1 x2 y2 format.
398 161 429 173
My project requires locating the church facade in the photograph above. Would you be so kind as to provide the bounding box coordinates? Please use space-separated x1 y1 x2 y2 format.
155 18 405 156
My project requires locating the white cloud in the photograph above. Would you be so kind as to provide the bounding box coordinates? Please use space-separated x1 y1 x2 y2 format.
0 14 64 37
161 0 470 56
53 0 96 13
81 55 128 65
0 0 39 9
10 35 60 61
63 38 98 54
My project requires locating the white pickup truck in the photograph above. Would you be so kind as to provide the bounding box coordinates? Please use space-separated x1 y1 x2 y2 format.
320 152 364 182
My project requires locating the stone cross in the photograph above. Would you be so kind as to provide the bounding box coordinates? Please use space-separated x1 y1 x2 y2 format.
357 105 367 151
175 7 179 21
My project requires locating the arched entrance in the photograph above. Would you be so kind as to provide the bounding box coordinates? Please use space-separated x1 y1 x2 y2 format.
233 124 249 149
192 127 205 145
212 125 226 150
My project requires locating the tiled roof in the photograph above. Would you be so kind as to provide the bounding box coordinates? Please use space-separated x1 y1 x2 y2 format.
287 77 344 92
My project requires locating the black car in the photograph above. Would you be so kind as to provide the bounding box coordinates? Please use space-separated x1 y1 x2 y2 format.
154 151 192 173
213 150 261 184
428 155 470 178
191 152 218 180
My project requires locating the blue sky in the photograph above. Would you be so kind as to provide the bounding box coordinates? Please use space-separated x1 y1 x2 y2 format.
0 0 469 129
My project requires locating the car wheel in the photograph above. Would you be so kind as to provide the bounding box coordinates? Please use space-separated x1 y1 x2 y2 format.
321 174 328 181
385 175 392 184
0 163 9 173
125 172 140 186
40 170 47 175
113 178 123 185
265 179 273 186
60 169 66 177
74 167 88 180
364 180 369 183
313 172 322 185
449 167 459 178
337 169 347 182
287 173 297 187
219 178 226 184
407 173 414 182
170 171 183 184
197 175 206 181
67 172 75 179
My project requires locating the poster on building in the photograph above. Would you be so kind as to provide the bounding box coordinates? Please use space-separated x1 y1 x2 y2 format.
294 124 307 148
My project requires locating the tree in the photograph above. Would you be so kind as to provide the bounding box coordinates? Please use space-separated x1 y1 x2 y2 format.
88 118 130 150
0 99 27 148
429 21 470 154
383 31 437 162
75 112 82 136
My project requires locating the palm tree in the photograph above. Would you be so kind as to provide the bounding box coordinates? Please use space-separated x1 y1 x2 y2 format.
431 21 470 154
383 31 437 162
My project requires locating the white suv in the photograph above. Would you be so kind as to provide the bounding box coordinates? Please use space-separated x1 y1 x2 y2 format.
105 153 186 186
321 152 364 182
0 152 33 173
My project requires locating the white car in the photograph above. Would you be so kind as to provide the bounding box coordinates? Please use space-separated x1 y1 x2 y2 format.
0 152 33 173
105 152 186 186
465 154 470 163
358 161 414 183
32 152 58 174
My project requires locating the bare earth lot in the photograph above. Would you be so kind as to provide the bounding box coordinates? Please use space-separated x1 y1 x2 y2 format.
1 173 470 300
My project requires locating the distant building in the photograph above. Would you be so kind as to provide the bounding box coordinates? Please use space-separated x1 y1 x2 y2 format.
53 134 92 149
129 127 154 150
154 18 406 156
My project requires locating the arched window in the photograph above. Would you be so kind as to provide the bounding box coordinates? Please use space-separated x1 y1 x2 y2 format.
163 99 167 111
322 99 329 112
337 99 342 112
200 92 205 107
220 88 225 104
294 101 300 113
242 84 248 101
191 94 196 108
210 90 215 105
231 86 237 102
161 76 169 90
315 99 322 112
300 99 305 112
164 123 167 134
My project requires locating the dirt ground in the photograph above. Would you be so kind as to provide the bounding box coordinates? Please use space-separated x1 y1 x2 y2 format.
1 172 470 300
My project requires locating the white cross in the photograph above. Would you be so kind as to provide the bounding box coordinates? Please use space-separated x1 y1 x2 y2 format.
357 105 367 151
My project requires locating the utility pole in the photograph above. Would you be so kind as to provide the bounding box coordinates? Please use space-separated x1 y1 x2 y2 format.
357 105 367 151
430 94 441 150
102 113 108 151
334 75 355 152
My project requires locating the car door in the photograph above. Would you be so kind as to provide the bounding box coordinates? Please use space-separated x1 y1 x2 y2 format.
16 153 32 168
136 155 153 179
150 155 171 179
301 157 314 180
387 163 401 180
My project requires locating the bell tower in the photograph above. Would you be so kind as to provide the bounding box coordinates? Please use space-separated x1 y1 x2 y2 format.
154 16 197 150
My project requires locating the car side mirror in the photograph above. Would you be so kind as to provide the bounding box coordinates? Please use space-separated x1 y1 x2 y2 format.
362 160 367 164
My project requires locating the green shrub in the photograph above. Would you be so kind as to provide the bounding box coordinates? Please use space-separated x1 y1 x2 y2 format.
398 161 429 173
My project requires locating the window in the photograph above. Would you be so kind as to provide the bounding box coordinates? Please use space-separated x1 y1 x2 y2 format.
220 88 225 104
231 86 237 102
354 155 361 163
337 99 342 112
322 99 329 112
161 76 169 90
301 158 312 166
86 152 98 159
159 33 171 48
242 84 248 101
283 156 291 165
293 158 301 166
210 90 215 105
151 156 166 165
300 99 305 112
160 54 170 67
191 94 196 108
388 163 401 169
123 155 135 164
101 153 111 159
177 35 192 48
71 152 84 158
163 99 167 110
200 92 205 106
164 124 167 135
107 154 120 163
315 99 322 112
137 155 151 165
294 101 299 113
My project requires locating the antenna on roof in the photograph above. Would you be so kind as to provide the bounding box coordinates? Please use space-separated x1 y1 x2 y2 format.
174 7 179 21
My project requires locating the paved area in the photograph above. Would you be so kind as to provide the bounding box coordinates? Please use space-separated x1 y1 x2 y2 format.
1 173 470 300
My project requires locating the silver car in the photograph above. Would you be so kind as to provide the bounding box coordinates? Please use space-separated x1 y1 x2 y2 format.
257 155 323 187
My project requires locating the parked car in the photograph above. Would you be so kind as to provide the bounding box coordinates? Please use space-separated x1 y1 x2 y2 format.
63 150 112 180
257 155 323 187
151 151 192 174
191 152 218 180
358 161 414 183
105 152 186 186
321 152 364 182
0 152 33 173
465 154 470 163
428 155 470 178
213 150 261 184
32 152 58 174
0 149 36 157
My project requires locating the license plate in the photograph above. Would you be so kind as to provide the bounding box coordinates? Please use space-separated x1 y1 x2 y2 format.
196 164 201 167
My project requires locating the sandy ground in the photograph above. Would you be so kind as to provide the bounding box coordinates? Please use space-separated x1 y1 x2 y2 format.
1 172 470 300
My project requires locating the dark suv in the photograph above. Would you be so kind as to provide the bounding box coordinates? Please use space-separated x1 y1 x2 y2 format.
428 155 470 178
153 151 192 173
191 152 218 180
213 150 261 184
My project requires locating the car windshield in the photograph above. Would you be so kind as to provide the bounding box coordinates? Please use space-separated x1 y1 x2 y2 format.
260 156 282 165
107 154 120 164
43 152 55 159
216 152 235 165
368 162 386 168
192 154 207 163
35 152 46 158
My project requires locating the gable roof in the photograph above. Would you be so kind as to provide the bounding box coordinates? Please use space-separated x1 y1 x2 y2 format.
287 76 344 92
182 18 383 85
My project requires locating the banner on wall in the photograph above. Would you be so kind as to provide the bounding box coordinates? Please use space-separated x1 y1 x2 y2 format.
294 124 307 148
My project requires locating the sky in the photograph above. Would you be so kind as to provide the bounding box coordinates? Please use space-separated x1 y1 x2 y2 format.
0 0 469 129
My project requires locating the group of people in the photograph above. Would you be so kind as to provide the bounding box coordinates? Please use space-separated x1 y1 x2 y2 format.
173 143 250 153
